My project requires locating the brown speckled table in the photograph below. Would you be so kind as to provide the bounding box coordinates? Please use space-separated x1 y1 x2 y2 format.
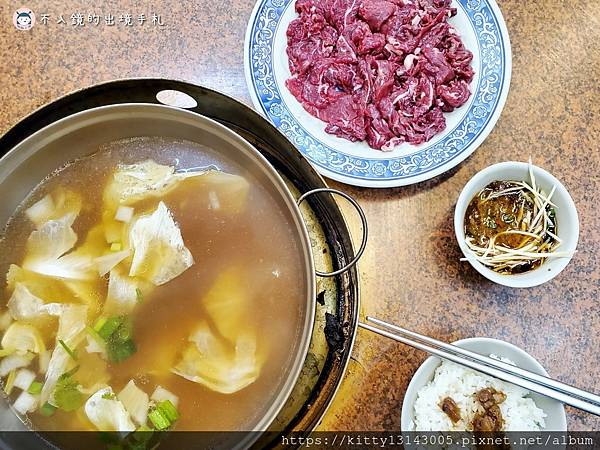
1 0 599 431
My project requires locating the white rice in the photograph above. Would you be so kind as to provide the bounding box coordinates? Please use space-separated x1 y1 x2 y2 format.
411 355 546 431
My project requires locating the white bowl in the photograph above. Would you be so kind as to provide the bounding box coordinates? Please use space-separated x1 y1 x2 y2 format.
400 337 567 431
454 161 579 288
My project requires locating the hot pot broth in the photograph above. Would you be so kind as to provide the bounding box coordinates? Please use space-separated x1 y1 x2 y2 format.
0 137 306 431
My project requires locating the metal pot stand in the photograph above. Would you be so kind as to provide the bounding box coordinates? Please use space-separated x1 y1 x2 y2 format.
0 79 361 449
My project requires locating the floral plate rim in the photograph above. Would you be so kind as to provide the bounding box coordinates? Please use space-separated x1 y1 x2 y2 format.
244 0 512 188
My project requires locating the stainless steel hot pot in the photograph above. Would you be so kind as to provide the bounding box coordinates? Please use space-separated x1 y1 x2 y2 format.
0 82 366 449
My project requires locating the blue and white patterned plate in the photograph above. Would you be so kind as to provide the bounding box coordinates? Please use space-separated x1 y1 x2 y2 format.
244 0 511 188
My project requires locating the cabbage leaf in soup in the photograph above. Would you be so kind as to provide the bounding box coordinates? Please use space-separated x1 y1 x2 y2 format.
128 201 194 286
103 159 213 211
172 323 262 395
171 267 264 394
0 158 271 432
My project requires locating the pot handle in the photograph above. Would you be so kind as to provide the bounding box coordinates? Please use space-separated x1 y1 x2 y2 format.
297 188 368 278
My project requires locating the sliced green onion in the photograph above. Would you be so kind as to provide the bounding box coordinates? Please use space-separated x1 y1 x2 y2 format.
96 316 137 363
58 339 78 361
501 213 515 224
148 408 170 430
85 326 106 348
39 402 57 416
127 442 148 450
97 316 124 340
93 317 108 333
98 431 120 444
483 216 497 229
4 369 16 395
107 445 124 450
102 391 117 400
27 380 43 395
116 321 132 341
132 424 154 443
131 445 147 450
107 339 136 363
135 288 143 304
157 400 178 422
0 348 16 357
136 424 153 432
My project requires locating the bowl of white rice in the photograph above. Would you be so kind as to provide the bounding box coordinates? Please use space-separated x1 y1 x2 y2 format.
401 338 567 431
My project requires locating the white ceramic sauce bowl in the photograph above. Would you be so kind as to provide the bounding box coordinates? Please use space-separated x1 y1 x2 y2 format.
454 161 579 288
400 337 567 431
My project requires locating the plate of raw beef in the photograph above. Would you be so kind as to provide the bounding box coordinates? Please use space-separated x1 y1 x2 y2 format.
245 0 511 187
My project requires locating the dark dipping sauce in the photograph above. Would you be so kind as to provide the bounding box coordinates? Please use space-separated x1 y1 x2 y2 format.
464 180 558 274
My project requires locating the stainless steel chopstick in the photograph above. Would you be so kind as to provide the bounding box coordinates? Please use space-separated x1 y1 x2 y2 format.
359 316 600 416
366 316 600 405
